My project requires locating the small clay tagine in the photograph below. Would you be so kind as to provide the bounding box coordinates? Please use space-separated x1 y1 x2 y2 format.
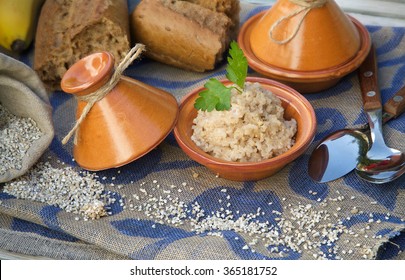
61 47 179 171
238 0 371 93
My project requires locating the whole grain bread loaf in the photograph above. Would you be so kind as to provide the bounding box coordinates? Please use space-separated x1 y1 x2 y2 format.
34 0 131 91
186 0 240 37
130 0 240 72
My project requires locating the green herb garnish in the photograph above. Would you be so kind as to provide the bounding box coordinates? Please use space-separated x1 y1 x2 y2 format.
194 78 232 112
194 41 248 112
226 41 248 90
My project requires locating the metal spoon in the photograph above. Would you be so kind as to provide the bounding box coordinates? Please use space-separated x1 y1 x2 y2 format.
356 162 405 184
308 46 405 183
308 92 405 183
355 47 405 184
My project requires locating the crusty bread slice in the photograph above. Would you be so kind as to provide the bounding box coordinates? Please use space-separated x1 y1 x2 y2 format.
131 0 237 72
34 0 130 91
186 0 240 37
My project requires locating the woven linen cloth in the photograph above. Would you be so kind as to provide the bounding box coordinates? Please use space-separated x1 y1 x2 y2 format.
0 2 404 260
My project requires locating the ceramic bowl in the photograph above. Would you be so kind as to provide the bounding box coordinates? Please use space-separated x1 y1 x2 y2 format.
238 2 371 93
173 77 317 181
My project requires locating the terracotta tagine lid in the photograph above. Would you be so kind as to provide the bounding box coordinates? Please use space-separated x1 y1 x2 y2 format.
238 0 371 93
61 46 179 171
250 0 361 71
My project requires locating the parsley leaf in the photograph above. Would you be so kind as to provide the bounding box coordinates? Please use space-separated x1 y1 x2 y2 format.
193 41 248 111
226 41 248 90
194 79 232 112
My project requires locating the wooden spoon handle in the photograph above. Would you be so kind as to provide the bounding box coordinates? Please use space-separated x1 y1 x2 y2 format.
358 44 382 111
382 85 405 123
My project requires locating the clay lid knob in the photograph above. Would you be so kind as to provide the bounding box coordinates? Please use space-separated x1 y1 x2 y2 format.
61 52 114 96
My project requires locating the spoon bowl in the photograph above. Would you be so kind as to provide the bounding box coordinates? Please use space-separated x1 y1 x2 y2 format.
356 158 405 184
356 141 404 172
308 128 369 183
354 46 405 183
355 108 405 183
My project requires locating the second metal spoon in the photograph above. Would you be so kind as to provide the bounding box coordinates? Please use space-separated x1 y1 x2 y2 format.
308 45 405 183
355 48 405 184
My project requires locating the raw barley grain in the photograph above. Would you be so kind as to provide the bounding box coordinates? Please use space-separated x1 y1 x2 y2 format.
3 161 113 220
0 103 43 175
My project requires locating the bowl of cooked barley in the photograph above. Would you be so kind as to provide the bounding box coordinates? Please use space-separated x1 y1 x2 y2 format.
174 77 317 181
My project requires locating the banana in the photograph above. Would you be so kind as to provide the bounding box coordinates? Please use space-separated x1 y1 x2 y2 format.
0 0 45 53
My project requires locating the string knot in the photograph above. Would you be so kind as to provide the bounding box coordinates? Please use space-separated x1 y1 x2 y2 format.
62 44 146 145
269 0 328 45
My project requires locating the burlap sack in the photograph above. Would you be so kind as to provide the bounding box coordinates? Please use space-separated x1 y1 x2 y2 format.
0 53 54 183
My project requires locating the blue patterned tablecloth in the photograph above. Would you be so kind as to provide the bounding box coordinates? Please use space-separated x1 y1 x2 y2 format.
0 2 404 260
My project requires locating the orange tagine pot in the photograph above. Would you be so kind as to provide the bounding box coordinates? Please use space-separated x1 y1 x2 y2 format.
238 0 371 93
61 48 179 171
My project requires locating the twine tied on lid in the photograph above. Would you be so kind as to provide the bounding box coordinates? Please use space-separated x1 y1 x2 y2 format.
269 0 328 45
62 43 146 145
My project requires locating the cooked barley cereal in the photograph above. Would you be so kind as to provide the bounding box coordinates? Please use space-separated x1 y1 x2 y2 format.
191 82 297 162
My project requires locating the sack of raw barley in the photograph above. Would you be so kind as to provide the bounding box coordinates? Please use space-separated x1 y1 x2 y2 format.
0 53 54 183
